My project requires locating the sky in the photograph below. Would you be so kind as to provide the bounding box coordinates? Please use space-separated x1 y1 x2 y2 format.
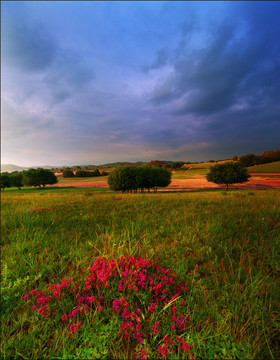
1 1 280 167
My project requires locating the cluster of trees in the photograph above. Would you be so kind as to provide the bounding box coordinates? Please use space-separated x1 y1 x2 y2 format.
0 173 23 190
238 148 280 167
1 168 57 190
108 165 172 193
62 169 108 178
206 162 251 191
146 160 185 169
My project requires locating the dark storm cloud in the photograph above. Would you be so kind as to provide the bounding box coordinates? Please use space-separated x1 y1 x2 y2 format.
43 50 95 105
150 2 280 119
1 1 279 166
2 6 57 72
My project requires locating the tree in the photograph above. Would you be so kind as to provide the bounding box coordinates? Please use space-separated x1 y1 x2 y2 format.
154 167 172 190
108 166 134 192
63 169 75 178
206 162 251 191
147 160 165 167
108 165 172 193
0 174 11 191
23 168 58 189
169 162 185 170
238 154 259 167
75 170 87 177
10 173 23 189
92 169 101 177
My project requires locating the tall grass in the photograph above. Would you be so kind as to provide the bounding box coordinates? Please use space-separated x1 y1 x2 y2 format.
1 189 279 359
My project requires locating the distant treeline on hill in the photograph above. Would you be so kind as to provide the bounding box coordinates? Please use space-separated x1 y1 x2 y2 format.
62 169 109 178
238 148 280 167
61 149 280 170
1 147 279 177
60 160 186 171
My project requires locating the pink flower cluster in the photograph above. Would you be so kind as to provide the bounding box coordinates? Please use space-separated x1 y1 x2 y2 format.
157 336 174 358
169 305 190 332
113 297 143 343
24 256 193 358
136 348 148 359
151 321 159 335
176 335 193 355
24 278 75 320
68 321 82 337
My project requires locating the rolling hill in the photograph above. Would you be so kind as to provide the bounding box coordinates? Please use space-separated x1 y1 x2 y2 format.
248 161 280 173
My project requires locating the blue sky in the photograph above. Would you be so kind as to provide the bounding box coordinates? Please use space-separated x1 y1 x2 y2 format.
1 1 280 166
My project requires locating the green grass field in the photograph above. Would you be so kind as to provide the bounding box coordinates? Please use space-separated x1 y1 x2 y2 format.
248 161 280 173
57 176 109 183
1 188 279 359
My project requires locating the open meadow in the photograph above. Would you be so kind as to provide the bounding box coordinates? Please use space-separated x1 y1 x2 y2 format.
1 184 279 359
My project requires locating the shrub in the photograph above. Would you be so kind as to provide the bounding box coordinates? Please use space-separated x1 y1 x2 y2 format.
75 170 96 177
62 170 75 178
92 169 101 177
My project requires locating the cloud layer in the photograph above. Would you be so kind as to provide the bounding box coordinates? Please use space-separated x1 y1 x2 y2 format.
1 1 279 166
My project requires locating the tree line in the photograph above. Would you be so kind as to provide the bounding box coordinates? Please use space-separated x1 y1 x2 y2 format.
108 165 172 193
238 148 280 167
0 168 57 191
62 169 108 178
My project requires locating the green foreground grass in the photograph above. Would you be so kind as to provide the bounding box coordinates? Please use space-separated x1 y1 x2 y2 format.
1 188 279 359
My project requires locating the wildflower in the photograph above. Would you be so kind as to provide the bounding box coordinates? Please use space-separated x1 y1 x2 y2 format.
151 321 159 335
157 344 168 358
136 348 148 360
148 303 156 313
194 264 198 274
23 294 28 300
97 305 102 312
68 321 82 337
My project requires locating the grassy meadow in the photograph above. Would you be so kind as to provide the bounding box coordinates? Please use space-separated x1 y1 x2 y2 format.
57 176 109 184
248 161 280 174
1 186 280 359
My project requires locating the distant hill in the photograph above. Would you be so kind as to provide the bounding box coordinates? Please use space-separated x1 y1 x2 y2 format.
248 161 280 173
1 164 57 172
97 161 145 168
1 164 29 172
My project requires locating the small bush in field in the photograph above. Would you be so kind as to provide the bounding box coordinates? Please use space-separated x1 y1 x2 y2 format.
63 170 75 178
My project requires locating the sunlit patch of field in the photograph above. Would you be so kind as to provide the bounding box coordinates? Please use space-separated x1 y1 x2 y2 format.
248 161 280 173
58 176 109 183
1 189 279 359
